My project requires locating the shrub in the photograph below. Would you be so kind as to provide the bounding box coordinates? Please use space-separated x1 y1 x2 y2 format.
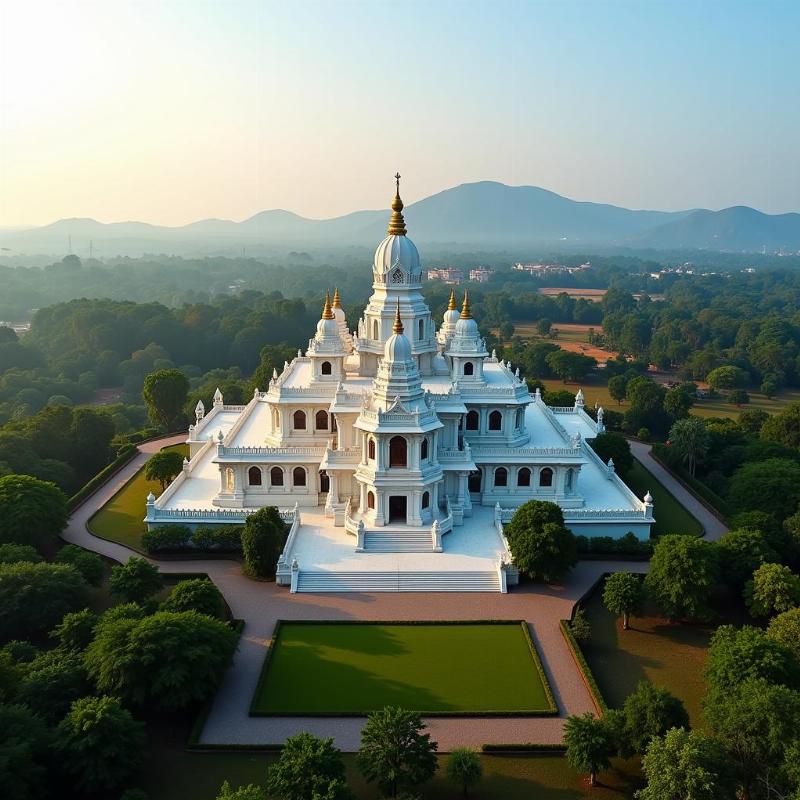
636 427 650 441
446 748 483 797
0 474 68 550
0 562 88 642
589 432 633 476
108 557 163 604
744 563 800 617
242 508 288 579
570 608 591 642
55 544 104 586
0 544 42 564
193 525 243 552
620 681 689 755
141 525 192 554
161 578 225 619
17 650 90 724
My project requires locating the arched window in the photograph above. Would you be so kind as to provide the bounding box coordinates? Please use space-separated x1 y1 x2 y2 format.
368 438 376 460
420 438 428 460
321 361 332 375
418 319 424 340
320 471 330 492
422 491 430 509
367 491 375 509
517 467 531 487
539 467 553 487
293 467 306 487
373 319 379 339
565 468 574 492
315 410 328 430
389 436 407 467
495 467 508 487
468 469 482 493
293 410 306 430
248 466 262 486
489 410 502 431
466 410 479 430
270 467 284 487
463 361 474 376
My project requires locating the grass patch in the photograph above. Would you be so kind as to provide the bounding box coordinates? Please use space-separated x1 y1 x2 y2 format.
88 444 188 550
580 578 712 727
625 458 703 537
250 621 555 716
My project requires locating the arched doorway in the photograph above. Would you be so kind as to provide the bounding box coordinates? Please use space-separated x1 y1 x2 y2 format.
389 436 407 467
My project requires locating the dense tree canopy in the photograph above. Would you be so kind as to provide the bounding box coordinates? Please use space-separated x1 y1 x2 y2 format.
0 475 67 549
241 507 288 579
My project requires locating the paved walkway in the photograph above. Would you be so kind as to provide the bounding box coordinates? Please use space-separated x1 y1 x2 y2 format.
65 435 656 751
629 440 728 541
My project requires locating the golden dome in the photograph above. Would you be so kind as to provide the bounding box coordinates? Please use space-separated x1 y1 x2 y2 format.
447 288 457 311
321 290 334 320
460 289 472 319
392 299 404 334
387 172 407 236
332 287 342 309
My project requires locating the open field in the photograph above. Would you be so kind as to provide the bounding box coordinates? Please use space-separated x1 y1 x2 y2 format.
88 444 189 549
625 459 703 537
580 577 713 727
251 621 554 715
536 288 665 302
507 323 618 363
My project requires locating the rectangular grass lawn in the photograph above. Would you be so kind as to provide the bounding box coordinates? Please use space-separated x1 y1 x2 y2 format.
251 621 555 716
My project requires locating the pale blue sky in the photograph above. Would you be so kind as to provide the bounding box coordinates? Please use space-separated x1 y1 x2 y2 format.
0 0 797 226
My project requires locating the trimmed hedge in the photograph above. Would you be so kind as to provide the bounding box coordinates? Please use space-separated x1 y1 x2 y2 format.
140 525 243 555
142 525 192 553
481 743 567 753
560 618 607 715
576 532 652 558
67 444 138 511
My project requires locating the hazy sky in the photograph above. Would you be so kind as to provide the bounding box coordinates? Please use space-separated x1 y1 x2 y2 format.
1 0 797 227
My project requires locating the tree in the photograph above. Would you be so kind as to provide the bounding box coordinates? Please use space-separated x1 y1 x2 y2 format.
0 474 68 549
0 651 22 703
144 450 185 491
570 607 591 642
745 563 800 617
760 373 783 399
0 562 88 642
637 727 733 800
603 572 645 630
667 417 708 477
0 703 51 800
704 678 800 800
109 557 163 604
563 712 615 786
55 695 146 794
0 543 41 564
728 388 749 406
357 707 438 798
739 408 769 434
162 578 225 619
217 781 265 800
503 500 578 582
265 732 352 800
85 610 238 709
446 748 483 797
624 377 670 437
716 528 780 589
590 432 633 477
142 368 190 430
54 544 104 586
706 365 747 390
767 608 800 662
728 458 800 521
705 625 800 693
241 506 288 579
50 608 98 651
621 681 689 755
607 374 628 405
16 649 90 724
663 383 696 419
536 317 552 336
645 535 719 621
545 350 596 383
761 402 800 449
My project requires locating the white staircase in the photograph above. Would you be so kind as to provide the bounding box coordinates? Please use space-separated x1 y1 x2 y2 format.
295 570 501 593
363 531 434 552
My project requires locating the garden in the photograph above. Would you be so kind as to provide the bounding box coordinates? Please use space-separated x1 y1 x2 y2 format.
251 621 555 716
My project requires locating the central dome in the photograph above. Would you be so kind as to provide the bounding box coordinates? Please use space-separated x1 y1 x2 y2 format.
373 234 421 283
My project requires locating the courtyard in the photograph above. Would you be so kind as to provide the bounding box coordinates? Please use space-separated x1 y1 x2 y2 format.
250 621 555 716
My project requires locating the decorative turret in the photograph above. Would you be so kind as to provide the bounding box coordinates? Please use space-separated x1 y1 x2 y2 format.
370 174 422 287
446 290 487 380
437 288 460 347
213 387 223 407
308 289 348 380
387 172 407 236
195 400 205 422
331 287 354 352
574 388 585 409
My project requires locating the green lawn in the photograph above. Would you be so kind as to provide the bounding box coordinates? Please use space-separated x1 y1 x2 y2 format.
88 444 188 550
625 458 703 537
251 622 555 716
580 578 712 728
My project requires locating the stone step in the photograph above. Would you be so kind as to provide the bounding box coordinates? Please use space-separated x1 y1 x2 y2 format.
363 532 434 553
295 570 501 593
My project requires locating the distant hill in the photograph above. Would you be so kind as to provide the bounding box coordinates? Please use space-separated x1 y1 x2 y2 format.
2 181 796 256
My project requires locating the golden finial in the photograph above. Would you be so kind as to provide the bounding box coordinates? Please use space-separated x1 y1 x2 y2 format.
392 298 404 334
461 289 472 319
322 290 334 320
387 172 407 236
447 288 457 311
332 287 342 309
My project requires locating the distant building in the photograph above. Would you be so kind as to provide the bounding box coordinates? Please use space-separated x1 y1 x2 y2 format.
427 267 464 284
512 262 591 276
469 267 494 283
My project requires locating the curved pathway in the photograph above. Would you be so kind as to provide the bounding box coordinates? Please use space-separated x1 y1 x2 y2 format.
629 440 728 541
65 435 653 751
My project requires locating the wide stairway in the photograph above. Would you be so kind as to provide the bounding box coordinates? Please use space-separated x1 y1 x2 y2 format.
295 570 501 593
363 530 434 552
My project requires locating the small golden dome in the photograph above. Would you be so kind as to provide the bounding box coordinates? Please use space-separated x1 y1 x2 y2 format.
321 290 334 320
447 288 457 311
387 172 407 236
460 289 472 319
332 287 342 309
392 299 404 334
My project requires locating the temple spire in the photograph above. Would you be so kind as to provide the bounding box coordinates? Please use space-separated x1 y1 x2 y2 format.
321 290 334 320
386 172 407 236
392 298 404 334
460 289 472 319
447 288 457 311
332 287 342 309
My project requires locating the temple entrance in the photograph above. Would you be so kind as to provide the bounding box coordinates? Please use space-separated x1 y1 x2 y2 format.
319 472 330 492
468 469 482 493
388 495 407 524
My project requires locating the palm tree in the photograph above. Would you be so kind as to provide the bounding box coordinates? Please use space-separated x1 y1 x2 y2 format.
668 417 709 477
